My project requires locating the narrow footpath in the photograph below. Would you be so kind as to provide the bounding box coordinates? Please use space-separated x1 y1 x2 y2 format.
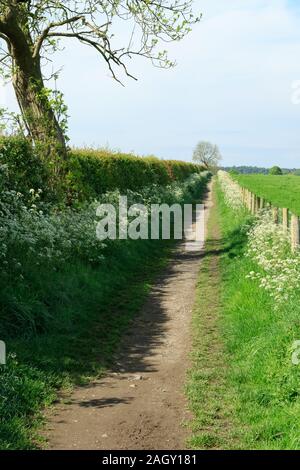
43 185 213 450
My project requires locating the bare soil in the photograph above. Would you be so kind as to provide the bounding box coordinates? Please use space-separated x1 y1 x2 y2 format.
43 185 213 450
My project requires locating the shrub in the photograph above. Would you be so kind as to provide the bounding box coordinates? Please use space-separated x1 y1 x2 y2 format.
0 137 50 201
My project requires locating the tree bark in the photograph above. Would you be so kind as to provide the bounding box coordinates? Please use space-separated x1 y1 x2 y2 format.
12 55 66 155
0 4 66 157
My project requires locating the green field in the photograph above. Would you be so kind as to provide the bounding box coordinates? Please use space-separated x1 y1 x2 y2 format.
234 174 300 216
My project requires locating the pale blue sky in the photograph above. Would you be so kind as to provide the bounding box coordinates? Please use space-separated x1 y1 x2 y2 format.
2 0 300 167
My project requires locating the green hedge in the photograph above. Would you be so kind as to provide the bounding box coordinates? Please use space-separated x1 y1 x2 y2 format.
66 149 203 200
0 138 204 202
0 137 50 198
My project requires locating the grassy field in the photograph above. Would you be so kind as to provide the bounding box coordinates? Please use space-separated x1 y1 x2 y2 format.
188 179 300 449
234 174 300 215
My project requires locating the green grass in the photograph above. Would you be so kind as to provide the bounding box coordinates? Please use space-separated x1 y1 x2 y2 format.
188 179 300 449
186 186 238 449
235 174 300 215
218 181 300 449
0 237 173 450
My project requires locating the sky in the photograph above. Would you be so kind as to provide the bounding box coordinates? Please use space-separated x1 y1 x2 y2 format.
2 0 300 167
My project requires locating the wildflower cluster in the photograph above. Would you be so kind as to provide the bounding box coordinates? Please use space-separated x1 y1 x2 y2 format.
218 170 300 306
217 170 243 209
95 171 209 239
245 210 300 305
0 172 208 277
0 190 106 272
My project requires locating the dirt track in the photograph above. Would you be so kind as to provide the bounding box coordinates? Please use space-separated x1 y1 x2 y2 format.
44 185 212 450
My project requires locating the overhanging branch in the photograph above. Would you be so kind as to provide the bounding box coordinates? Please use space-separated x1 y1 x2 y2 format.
45 30 138 84
33 15 85 58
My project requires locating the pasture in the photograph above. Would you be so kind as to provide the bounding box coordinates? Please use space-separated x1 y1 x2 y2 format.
235 174 300 216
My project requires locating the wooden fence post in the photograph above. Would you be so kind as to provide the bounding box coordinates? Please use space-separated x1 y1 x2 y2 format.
235 181 299 252
272 207 279 224
238 183 265 214
291 214 300 251
282 208 289 231
251 193 255 214
256 196 261 213
247 190 251 211
253 195 257 213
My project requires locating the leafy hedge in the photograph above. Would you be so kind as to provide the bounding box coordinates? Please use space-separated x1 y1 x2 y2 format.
0 137 50 200
0 137 203 203
66 149 203 201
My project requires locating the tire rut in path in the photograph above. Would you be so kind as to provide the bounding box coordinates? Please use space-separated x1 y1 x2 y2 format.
43 185 213 450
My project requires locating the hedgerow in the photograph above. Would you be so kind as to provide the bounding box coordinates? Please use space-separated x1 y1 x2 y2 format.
0 135 209 449
66 149 203 201
0 137 51 202
0 169 209 449
0 137 203 203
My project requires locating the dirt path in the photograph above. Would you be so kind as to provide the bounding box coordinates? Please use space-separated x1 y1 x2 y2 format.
43 185 213 450
187 183 236 449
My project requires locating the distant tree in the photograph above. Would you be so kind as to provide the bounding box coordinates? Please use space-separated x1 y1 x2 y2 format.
192 141 221 170
222 165 298 175
293 169 300 176
222 166 269 174
269 166 283 175
222 165 297 175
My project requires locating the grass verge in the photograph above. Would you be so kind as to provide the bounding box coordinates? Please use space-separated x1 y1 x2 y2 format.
186 182 237 449
187 179 300 449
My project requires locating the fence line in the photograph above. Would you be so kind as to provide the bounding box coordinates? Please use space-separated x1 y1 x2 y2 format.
238 180 300 252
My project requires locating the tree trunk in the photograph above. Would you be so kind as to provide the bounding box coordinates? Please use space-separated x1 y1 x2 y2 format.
1 5 67 158
12 56 66 156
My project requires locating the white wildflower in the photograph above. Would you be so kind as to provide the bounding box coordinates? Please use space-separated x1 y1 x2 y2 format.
246 209 300 306
217 171 243 210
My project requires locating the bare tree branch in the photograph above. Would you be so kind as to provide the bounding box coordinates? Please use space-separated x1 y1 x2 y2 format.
33 15 85 58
